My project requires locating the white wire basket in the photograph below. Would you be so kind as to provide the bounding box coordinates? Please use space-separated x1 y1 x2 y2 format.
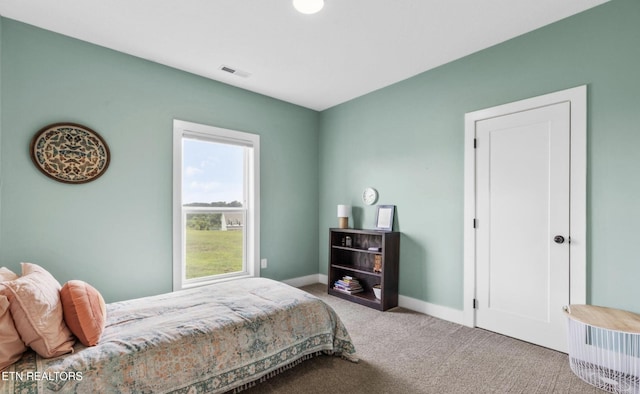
564 305 640 394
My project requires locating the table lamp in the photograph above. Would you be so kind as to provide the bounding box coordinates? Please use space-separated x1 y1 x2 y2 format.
337 205 351 229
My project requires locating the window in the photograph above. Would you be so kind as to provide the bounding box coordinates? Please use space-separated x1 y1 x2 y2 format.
173 120 260 290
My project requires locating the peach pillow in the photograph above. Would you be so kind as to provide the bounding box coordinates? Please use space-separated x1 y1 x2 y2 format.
60 280 107 346
1 296 28 371
1 267 26 371
0 263 75 358
0 267 18 282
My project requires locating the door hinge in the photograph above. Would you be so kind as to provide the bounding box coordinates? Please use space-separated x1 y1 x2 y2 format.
473 299 478 309
474 138 477 149
473 219 477 228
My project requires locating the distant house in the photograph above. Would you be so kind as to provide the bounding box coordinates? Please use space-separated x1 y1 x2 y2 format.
221 212 244 231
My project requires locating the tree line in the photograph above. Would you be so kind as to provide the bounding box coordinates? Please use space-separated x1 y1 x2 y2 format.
185 201 242 231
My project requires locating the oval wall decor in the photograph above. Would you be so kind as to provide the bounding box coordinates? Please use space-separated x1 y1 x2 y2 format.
30 123 110 184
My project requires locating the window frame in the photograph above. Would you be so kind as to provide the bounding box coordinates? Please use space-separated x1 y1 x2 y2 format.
172 119 260 291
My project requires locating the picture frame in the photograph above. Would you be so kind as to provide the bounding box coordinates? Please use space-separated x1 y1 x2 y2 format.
30 122 110 184
375 205 395 231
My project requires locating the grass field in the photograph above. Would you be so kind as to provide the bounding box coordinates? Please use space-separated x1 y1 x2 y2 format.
185 228 243 279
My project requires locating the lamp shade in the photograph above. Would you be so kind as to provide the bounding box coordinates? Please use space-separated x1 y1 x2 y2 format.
293 0 324 14
337 205 351 218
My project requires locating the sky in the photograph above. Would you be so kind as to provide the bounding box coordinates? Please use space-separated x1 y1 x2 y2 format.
182 138 244 205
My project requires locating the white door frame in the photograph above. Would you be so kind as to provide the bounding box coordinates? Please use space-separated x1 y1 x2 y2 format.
462 85 587 328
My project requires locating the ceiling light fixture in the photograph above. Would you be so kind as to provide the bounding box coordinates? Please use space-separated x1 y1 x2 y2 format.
293 0 324 15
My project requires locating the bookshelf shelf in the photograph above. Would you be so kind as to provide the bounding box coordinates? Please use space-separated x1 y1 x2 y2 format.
328 228 400 311
332 245 382 255
330 263 382 277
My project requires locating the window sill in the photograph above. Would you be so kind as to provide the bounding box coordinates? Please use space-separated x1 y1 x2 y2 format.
177 273 256 291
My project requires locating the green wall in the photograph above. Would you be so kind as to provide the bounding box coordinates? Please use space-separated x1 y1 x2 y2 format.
319 0 640 313
0 19 320 303
0 17 3 254
1 0 638 314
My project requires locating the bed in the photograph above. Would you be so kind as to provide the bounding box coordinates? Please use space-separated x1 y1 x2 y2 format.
1 277 357 393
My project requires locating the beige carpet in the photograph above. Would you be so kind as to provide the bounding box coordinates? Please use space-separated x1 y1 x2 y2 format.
241 283 600 393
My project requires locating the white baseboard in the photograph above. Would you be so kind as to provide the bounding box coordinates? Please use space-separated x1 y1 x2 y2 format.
281 274 324 288
398 295 465 325
284 273 464 325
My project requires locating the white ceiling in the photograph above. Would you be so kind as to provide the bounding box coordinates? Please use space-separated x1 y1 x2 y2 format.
0 0 609 111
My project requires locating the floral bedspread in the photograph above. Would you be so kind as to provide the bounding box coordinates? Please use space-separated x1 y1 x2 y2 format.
1 278 356 393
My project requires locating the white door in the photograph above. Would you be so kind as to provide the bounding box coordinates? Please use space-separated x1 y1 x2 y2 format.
475 102 571 352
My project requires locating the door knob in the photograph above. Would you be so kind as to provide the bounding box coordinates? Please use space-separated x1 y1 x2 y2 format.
554 235 565 244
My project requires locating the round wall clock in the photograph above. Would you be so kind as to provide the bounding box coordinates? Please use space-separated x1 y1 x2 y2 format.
362 187 378 205
30 123 110 184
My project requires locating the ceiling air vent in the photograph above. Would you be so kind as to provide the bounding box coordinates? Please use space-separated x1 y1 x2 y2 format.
219 65 251 78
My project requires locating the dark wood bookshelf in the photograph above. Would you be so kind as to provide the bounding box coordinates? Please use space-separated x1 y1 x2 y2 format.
328 228 400 311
